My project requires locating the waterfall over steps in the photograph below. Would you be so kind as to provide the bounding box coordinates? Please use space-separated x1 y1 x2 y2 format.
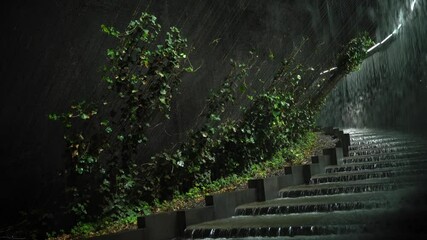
184 129 427 239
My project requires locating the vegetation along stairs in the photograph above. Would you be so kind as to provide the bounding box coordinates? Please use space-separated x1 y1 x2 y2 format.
93 129 427 239
183 129 427 239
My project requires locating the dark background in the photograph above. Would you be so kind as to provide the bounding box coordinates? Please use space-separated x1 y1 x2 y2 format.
0 0 401 228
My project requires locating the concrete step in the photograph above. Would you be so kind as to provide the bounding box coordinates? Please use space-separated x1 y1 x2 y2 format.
350 137 417 146
278 177 423 198
342 151 427 164
326 158 427 173
350 135 409 141
185 208 426 238
235 190 411 216
183 129 427 239
348 145 427 156
348 140 419 151
350 138 415 146
310 167 427 184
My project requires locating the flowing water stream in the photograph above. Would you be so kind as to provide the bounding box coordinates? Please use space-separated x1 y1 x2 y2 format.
183 1 427 238
184 129 427 239
318 0 427 135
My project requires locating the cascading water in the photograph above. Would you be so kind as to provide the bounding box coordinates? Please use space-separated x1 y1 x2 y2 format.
280 182 400 198
185 129 427 239
318 0 427 136
310 168 427 184
325 158 427 173
182 1 427 237
235 192 391 216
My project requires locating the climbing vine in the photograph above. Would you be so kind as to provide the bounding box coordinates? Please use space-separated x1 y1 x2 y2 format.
141 49 317 201
49 12 193 221
305 32 375 108
44 11 375 239
336 32 375 74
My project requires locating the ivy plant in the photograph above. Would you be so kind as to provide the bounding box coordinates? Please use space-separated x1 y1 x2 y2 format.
336 32 375 74
45 9 374 238
49 12 193 222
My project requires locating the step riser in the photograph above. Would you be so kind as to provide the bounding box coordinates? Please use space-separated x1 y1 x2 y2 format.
326 160 427 173
235 201 388 216
348 141 419 151
349 133 396 137
343 152 427 164
184 225 365 239
349 147 427 156
280 184 400 198
350 135 412 141
350 138 414 145
184 130 427 239
311 169 427 184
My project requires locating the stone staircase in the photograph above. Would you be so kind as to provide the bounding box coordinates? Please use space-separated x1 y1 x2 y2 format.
184 129 427 239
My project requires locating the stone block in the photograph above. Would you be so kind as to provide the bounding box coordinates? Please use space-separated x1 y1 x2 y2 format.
323 147 343 165
181 206 215 228
205 189 257 219
248 176 290 201
285 165 311 185
137 211 185 240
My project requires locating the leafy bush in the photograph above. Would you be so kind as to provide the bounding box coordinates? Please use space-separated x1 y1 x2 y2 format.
49 12 193 223
336 32 375 74
305 32 375 107
45 11 374 239
142 52 316 201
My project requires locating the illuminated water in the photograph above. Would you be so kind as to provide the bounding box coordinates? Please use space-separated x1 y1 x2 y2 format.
318 0 427 136
184 129 427 239
184 0 427 237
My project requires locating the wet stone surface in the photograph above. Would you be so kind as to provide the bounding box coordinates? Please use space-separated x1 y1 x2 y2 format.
184 129 427 239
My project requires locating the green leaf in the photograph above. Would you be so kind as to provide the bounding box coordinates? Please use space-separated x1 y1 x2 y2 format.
103 76 113 84
156 71 165 78
184 66 194 72
100 120 109 126
268 49 274 60
100 24 109 33
117 135 125 142
101 24 120 37
107 49 116 59
209 114 221 122
81 114 90 120
48 114 59 121
105 127 113 134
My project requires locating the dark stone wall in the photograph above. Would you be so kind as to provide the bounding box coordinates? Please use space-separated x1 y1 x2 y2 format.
0 0 377 226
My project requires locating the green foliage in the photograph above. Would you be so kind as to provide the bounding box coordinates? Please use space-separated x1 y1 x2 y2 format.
304 33 374 109
144 58 254 200
142 53 316 201
49 12 192 224
46 10 372 239
336 32 375 74
273 131 317 165
64 131 317 239
70 222 96 236
60 201 150 239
